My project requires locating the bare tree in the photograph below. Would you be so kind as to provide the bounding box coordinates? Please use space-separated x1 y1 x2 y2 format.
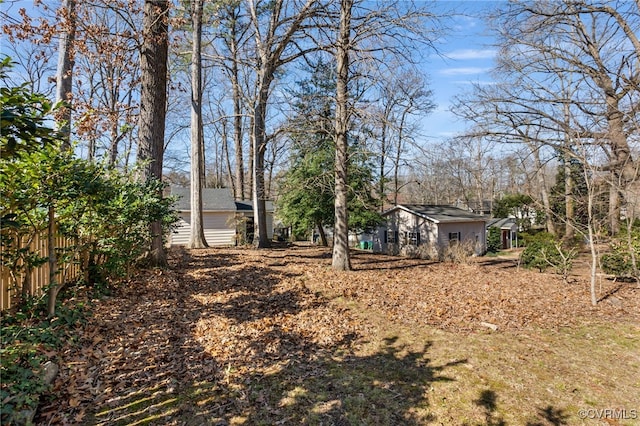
137 0 170 266
54 0 76 148
223 3 252 200
368 67 435 207
330 0 440 268
390 72 434 205
452 0 639 305
245 0 325 248
453 0 639 237
3 1 143 164
499 1 637 234
75 2 141 166
188 0 208 248
332 0 353 271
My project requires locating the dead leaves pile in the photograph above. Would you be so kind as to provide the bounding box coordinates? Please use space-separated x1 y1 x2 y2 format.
309 252 640 332
35 244 639 424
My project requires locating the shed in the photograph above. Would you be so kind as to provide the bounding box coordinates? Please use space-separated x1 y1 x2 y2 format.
487 217 518 249
170 187 274 246
373 204 487 257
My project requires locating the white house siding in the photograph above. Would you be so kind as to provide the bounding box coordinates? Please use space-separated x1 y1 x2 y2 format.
171 212 236 246
436 222 486 256
374 209 486 256
376 209 432 254
267 214 274 239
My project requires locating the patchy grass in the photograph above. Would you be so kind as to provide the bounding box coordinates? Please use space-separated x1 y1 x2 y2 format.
37 244 640 425
333 290 639 426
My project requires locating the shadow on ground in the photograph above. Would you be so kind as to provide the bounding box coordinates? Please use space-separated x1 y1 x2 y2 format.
37 246 464 425
461 389 569 426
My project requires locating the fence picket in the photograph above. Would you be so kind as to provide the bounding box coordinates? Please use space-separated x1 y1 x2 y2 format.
1 227 80 311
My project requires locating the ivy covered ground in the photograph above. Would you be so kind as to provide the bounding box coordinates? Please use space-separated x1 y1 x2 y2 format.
37 244 639 425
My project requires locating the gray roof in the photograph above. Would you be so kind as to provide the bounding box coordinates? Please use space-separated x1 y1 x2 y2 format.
386 204 487 223
171 186 237 211
171 186 274 212
487 217 517 229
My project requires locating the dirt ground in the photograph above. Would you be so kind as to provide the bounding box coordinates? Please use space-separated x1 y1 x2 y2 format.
36 244 640 425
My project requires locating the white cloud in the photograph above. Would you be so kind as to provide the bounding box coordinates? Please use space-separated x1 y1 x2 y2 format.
439 67 491 76
447 49 497 60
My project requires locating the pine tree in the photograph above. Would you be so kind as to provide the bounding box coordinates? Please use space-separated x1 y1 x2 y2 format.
277 59 381 245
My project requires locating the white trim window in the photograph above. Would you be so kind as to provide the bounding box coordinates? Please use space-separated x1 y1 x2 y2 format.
407 231 420 246
448 232 461 244
386 230 397 244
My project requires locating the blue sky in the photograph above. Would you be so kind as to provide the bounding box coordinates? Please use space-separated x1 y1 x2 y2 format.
420 1 502 145
1 0 502 152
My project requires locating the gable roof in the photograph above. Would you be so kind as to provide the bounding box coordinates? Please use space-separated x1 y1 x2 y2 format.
487 217 517 229
385 204 487 223
171 186 237 211
171 186 274 212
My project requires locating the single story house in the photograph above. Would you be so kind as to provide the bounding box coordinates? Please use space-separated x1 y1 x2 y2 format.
170 186 274 246
373 204 487 257
487 217 518 249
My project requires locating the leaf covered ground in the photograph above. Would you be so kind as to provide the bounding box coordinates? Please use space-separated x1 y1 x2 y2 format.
37 244 640 425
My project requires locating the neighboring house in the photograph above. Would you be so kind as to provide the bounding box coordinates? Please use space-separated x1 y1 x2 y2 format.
170 186 274 246
373 204 487 257
487 217 518 249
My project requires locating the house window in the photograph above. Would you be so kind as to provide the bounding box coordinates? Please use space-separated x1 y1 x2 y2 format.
407 232 420 246
448 232 461 244
386 230 397 243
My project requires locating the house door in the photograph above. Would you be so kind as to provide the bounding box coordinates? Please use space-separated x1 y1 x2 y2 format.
501 230 510 249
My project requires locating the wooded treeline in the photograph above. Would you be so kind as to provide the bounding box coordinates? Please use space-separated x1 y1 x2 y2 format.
2 0 638 258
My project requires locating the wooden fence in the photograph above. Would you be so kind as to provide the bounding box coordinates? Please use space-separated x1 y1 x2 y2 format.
1 230 80 311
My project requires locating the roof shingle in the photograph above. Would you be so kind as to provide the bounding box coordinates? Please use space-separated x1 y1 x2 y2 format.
387 204 486 223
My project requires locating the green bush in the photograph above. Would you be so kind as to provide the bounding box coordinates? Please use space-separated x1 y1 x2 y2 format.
520 234 577 278
1 297 88 424
602 221 640 280
487 227 502 253
0 56 180 422
519 231 554 248
65 174 178 282
1 66 178 310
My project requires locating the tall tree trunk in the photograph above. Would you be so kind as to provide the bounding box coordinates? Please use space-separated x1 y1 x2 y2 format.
252 71 271 248
188 0 208 249
605 97 633 235
332 0 352 271
393 110 407 205
248 116 254 203
584 168 599 306
223 119 235 195
230 15 245 200
55 0 76 149
609 174 621 235
316 220 328 247
245 0 318 246
137 0 169 266
531 144 556 235
379 120 387 209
